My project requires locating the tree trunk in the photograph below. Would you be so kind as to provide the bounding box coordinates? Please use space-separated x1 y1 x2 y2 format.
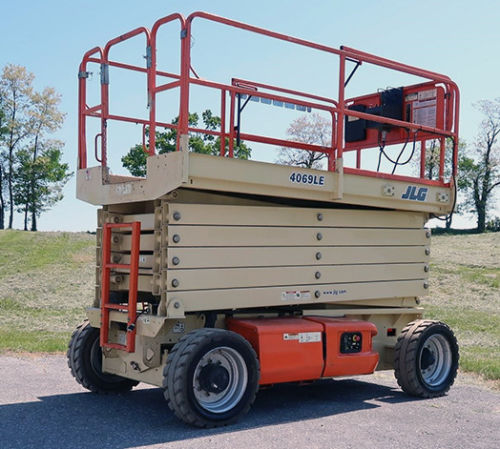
8 168 13 228
445 213 453 230
24 205 28 231
7 123 16 229
476 204 486 233
0 167 4 230
30 133 40 232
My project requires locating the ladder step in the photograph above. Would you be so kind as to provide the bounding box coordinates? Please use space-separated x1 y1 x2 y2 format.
103 342 128 351
104 303 129 311
105 263 131 270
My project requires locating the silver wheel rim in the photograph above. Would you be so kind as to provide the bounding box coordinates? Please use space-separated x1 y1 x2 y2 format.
193 346 248 414
419 334 452 387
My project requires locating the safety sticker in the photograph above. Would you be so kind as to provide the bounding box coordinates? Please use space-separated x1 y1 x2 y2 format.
412 99 437 128
281 290 311 301
418 89 437 101
115 183 132 195
172 321 185 334
283 332 322 343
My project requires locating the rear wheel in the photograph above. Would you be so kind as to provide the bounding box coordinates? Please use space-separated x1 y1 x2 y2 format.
67 320 138 393
163 328 260 427
394 320 459 398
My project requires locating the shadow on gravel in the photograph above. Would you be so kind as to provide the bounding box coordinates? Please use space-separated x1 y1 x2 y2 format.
0 378 418 449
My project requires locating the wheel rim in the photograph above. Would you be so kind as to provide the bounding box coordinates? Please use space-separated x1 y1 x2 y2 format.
419 334 452 387
193 346 248 414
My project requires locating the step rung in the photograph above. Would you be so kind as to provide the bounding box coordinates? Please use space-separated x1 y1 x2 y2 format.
102 342 128 351
104 303 130 311
105 263 131 269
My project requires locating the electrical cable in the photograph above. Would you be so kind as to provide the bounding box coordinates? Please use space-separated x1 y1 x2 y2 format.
376 129 417 173
431 137 458 223
391 129 412 174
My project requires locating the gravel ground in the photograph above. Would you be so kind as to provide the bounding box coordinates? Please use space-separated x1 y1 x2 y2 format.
0 354 499 449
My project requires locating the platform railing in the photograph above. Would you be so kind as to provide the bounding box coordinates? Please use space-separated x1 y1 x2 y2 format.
77 11 459 186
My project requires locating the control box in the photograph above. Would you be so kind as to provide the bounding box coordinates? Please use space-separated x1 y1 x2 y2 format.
344 82 448 150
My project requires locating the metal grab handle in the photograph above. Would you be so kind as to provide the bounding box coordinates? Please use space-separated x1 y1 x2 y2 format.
142 124 148 154
95 133 103 163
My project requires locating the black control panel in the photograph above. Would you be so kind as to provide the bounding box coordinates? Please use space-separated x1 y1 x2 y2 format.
340 332 363 354
345 87 404 142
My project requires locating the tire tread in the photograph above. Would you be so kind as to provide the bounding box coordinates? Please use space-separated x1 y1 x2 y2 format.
163 328 259 428
394 319 459 398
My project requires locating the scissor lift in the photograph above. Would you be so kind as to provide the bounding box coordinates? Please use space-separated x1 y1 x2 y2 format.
68 12 459 427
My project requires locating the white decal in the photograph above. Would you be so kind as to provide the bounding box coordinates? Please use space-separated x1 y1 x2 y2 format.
283 332 322 343
405 93 418 102
418 89 437 101
281 290 311 301
115 183 132 195
413 100 437 128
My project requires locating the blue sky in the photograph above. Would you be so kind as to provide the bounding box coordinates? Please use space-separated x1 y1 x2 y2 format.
1 0 499 231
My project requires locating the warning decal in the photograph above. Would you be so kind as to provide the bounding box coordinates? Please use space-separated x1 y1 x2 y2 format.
281 290 311 301
283 332 322 343
413 99 437 128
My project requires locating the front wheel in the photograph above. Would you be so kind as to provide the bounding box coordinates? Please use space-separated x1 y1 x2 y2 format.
67 320 138 393
163 328 260 427
394 320 459 398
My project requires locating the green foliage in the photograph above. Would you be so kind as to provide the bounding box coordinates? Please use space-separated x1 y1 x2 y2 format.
122 109 251 176
13 141 72 230
486 217 500 232
0 64 69 230
121 144 148 177
458 99 500 232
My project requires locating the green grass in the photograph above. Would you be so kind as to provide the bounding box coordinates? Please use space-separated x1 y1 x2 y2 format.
431 264 500 289
0 230 94 279
425 305 500 382
423 235 500 386
0 329 71 352
459 346 500 381
0 230 93 353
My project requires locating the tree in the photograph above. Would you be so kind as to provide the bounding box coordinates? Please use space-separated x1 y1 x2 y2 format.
13 140 71 231
0 95 8 229
458 99 500 233
0 64 34 229
24 87 65 231
122 110 251 177
418 138 467 229
276 113 331 169
0 64 70 230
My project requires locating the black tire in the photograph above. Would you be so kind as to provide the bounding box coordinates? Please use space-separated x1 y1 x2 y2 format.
67 320 139 393
163 328 260 428
394 319 459 398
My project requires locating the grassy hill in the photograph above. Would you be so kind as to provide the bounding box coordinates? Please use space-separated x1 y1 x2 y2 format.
0 229 498 386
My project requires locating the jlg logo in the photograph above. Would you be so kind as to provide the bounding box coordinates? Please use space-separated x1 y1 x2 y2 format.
402 185 428 201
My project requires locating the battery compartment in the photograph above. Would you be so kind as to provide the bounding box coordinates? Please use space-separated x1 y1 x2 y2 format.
227 316 379 385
